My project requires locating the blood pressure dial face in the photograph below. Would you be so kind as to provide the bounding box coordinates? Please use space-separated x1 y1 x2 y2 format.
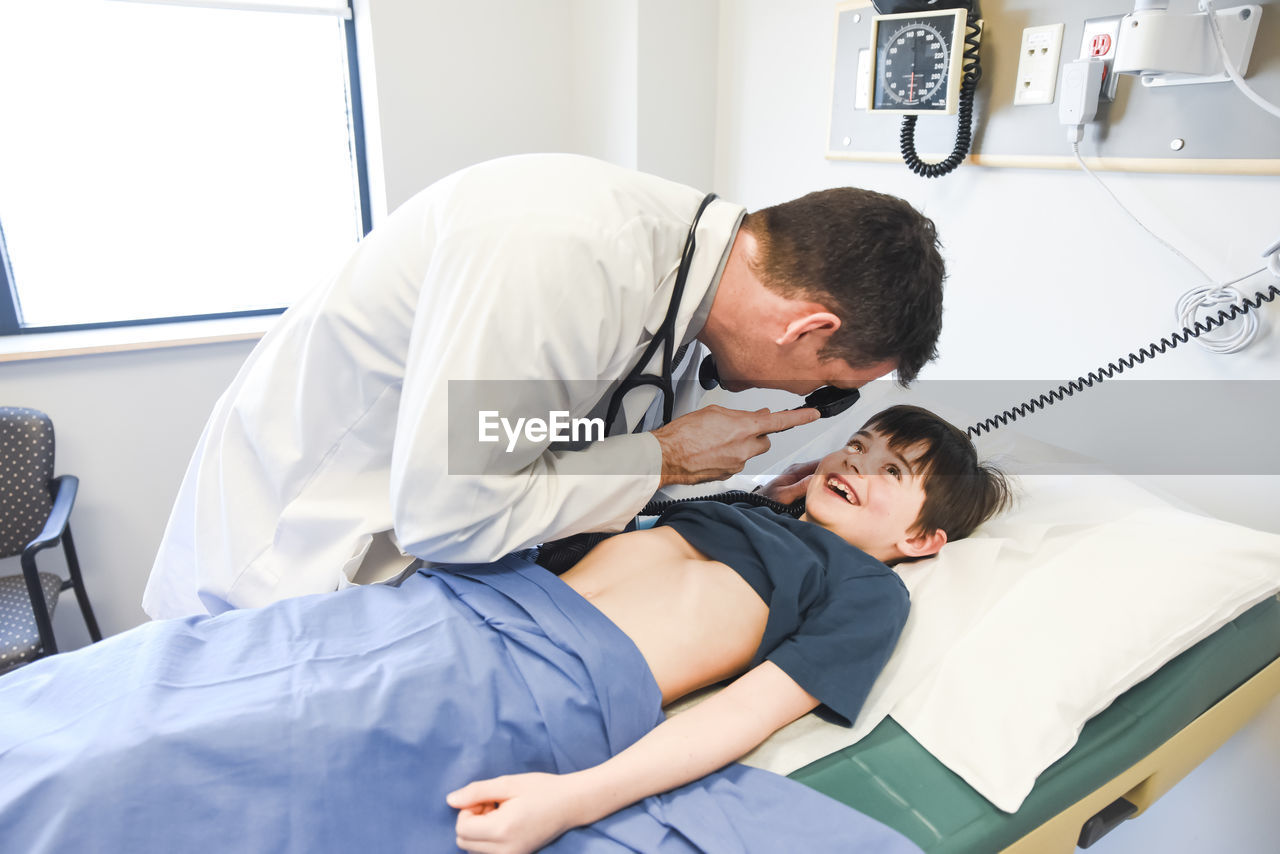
872 17 956 113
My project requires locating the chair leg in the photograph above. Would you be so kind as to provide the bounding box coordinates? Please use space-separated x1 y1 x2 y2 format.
63 526 103 642
20 552 59 656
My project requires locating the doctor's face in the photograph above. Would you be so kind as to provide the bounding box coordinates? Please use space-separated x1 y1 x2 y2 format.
705 227 898 395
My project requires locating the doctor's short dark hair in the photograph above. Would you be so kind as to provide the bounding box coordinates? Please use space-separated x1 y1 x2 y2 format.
742 188 944 385
861 405 1010 550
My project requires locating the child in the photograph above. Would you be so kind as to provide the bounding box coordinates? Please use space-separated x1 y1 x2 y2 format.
0 406 1007 854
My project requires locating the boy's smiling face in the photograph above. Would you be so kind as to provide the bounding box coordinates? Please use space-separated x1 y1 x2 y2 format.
800 428 946 563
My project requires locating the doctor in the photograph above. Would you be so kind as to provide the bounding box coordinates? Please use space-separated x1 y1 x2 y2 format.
144 154 944 618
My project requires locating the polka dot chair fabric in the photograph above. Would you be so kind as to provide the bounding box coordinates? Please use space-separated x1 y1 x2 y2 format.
0 407 55 559
0 572 62 673
0 407 102 675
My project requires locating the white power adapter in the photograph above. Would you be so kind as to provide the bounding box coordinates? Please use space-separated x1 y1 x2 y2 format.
1059 58 1107 142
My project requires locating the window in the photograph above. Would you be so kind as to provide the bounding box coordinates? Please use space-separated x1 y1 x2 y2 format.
0 0 370 335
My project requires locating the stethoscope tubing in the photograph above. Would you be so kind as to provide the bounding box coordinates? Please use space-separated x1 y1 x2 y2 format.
604 193 719 435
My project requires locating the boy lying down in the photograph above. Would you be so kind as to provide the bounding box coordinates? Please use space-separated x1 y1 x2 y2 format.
0 405 1007 854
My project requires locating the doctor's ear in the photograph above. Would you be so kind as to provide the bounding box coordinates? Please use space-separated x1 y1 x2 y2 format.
775 311 841 346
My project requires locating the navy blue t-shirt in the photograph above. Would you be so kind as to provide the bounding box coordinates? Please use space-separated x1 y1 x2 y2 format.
657 502 909 725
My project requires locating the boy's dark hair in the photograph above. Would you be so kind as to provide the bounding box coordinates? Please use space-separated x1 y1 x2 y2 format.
742 188 944 385
861 405 1010 546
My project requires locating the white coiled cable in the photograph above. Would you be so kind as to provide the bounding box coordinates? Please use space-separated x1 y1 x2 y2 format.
1070 141 1261 353
1173 270 1264 353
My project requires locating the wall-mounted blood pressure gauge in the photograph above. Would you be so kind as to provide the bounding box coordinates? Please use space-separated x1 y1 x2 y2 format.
869 8 968 115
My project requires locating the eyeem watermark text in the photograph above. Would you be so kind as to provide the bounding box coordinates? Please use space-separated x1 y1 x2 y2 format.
478 411 606 452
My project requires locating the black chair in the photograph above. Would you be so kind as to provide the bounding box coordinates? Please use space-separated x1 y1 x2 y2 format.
0 406 102 675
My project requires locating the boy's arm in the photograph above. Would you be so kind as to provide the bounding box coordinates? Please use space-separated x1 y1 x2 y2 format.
447 660 819 854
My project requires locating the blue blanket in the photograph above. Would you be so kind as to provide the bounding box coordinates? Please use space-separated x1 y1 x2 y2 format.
0 555 921 853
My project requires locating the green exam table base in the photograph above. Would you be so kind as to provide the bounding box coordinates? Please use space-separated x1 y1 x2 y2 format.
790 596 1280 853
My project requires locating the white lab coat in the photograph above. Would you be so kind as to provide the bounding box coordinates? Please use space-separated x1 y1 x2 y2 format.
144 154 744 618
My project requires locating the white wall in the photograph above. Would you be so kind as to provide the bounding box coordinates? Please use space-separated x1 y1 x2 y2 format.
0 342 254 641
357 0 718 211
635 0 719 189
712 2 1280 851
357 0 576 212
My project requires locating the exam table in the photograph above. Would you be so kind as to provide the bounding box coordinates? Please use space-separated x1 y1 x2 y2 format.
789 594 1280 853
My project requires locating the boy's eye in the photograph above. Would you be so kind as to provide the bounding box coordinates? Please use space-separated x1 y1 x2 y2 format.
847 439 864 452
886 465 901 480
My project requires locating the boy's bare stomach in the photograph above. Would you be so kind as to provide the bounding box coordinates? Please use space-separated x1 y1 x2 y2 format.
560 525 768 704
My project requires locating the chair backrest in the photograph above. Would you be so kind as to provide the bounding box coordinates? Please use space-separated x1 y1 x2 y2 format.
0 407 56 559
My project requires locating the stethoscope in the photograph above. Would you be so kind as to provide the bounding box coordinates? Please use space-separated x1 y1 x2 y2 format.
603 193 719 437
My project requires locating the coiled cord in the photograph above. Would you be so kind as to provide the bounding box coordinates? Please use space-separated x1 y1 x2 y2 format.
900 18 983 179
537 490 804 574
965 276 1279 438
640 489 805 518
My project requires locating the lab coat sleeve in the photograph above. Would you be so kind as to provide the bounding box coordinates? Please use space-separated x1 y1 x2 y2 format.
389 219 666 563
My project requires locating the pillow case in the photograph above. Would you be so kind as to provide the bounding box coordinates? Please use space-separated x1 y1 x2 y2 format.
889 480 1280 812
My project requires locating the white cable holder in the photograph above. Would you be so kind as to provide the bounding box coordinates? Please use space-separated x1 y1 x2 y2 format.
1113 2 1261 88
1202 0 1280 117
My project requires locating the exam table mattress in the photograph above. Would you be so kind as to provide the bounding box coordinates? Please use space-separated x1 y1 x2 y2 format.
789 595 1280 853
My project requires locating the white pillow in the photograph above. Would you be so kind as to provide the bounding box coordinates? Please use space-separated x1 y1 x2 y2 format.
727 472 1280 816
889 485 1280 812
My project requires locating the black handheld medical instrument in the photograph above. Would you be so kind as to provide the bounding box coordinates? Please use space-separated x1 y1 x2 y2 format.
697 355 862 420
798 385 861 419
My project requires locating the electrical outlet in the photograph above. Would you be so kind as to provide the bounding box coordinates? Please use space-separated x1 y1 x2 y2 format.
1014 23 1065 106
1079 15 1124 101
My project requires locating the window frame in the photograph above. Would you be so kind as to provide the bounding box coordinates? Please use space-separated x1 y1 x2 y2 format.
0 1 372 338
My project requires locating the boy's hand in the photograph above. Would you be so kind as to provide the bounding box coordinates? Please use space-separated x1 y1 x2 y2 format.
447 772 583 854
759 459 818 504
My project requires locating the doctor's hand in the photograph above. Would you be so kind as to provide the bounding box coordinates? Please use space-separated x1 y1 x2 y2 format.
448 772 585 854
653 405 820 488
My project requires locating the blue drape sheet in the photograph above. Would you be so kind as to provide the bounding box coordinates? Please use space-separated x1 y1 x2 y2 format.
0 554 921 853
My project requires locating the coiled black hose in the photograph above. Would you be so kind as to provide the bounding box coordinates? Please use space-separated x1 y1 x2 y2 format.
537 491 805 574
900 18 983 179
966 281 1280 438
640 489 805 518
